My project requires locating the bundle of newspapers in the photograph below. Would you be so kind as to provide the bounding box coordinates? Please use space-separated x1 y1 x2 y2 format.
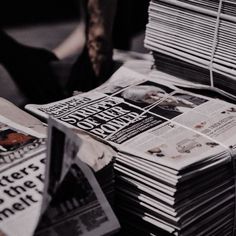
145 0 236 98
25 65 236 235
0 99 120 236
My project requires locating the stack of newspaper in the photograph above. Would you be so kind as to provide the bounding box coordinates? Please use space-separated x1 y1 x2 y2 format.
25 65 236 235
145 0 236 97
115 131 235 235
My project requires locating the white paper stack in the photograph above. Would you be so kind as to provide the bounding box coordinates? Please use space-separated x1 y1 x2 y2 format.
145 0 236 96
115 146 236 235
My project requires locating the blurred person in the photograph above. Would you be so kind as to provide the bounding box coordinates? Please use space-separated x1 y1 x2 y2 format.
0 0 117 104
62 0 117 94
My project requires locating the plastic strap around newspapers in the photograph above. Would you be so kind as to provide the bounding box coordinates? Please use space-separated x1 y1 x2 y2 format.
209 1 236 229
130 91 230 150
128 91 236 235
134 92 230 151
209 0 223 87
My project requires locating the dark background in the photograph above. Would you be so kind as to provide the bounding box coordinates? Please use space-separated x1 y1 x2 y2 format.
0 0 149 107
0 0 79 26
0 0 149 50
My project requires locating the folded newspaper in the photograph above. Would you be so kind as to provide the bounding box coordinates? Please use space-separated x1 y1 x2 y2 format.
0 116 46 236
0 99 120 236
35 117 120 236
25 65 236 235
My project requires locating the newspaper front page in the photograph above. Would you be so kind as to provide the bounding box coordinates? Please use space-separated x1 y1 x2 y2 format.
25 66 236 171
0 116 46 236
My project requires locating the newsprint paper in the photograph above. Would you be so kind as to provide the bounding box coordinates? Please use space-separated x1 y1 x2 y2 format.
25 66 236 170
0 115 119 235
0 115 46 236
35 117 120 236
25 65 236 234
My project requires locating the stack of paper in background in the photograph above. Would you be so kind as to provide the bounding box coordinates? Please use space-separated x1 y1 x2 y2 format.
145 0 236 97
